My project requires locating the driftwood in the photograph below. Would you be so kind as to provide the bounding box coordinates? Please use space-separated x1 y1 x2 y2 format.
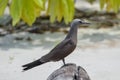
47 63 90 80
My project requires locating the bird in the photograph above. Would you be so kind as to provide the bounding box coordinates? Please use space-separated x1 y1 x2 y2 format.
22 19 89 71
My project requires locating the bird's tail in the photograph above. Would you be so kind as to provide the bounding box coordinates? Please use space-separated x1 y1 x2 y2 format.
22 59 44 71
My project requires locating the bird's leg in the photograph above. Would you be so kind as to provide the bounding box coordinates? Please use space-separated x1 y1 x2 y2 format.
62 59 66 65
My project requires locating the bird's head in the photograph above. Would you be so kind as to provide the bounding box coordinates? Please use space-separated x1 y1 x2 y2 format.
71 19 90 27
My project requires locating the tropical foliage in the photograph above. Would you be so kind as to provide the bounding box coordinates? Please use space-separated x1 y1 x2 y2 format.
0 0 120 26
100 0 120 12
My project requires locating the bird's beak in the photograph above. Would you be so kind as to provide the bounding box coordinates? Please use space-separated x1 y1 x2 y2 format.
82 21 90 24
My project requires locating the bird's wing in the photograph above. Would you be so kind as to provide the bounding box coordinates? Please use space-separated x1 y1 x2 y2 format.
40 38 75 62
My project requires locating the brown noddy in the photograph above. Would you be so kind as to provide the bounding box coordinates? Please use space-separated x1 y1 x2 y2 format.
22 19 89 71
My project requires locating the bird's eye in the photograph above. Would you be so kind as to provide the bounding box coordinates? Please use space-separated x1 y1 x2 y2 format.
79 21 82 23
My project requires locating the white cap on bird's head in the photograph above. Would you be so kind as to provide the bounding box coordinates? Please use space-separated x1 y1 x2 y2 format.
71 19 90 27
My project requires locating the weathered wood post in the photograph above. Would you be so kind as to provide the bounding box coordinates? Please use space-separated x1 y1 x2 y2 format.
47 63 90 80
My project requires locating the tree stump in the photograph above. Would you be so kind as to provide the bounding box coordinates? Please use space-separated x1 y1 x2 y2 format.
47 63 90 80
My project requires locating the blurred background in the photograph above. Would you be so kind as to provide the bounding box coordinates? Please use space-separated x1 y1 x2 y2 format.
0 0 120 80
